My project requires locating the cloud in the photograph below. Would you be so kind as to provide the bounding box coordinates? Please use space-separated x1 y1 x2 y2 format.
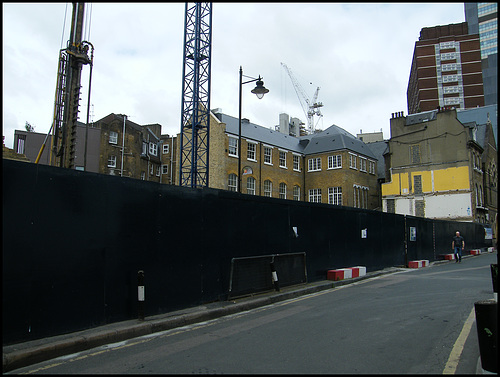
2 3 466 150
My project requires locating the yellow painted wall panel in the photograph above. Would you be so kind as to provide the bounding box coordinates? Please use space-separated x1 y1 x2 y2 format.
381 174 400 196
433 166 470 191
400 172 409 194
421 171 433 193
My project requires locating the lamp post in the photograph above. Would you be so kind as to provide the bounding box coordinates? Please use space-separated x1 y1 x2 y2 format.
238 66 269 193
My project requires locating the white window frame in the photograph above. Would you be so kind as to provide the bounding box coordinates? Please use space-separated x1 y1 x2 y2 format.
264 146 273 165
228 173 237 191
107 155 116 168
228 137 238 157
279 182 287 199
309 188 322 203
141 171 146 180
349 153 357 169
293 185 301 201
16 136 25 154
308 157 321 172
360 157 367 172
293 154 301 171
142 142 148 155
328 154 342 169
247 141 257 161
149 142 158 156
369 160 376 174
247 176 256 195
150 164 154 175
264 180 272 197
328 187 342 205
163 144 169 154
109 131 118 144
279 150 287 168
162 164 168 174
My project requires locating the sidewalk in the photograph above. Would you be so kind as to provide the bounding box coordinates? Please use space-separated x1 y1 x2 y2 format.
2 256 489 373
3 266 407 373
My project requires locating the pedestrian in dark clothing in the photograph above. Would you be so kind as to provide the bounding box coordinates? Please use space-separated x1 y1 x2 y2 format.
452 231 465 263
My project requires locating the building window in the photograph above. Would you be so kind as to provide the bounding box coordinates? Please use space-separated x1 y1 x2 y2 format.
387 199 395 213
141 171 145 180
293 185 300 201
247 177 256 195
228 137 238 157
279 151 287 168
308 157 321 172
279 182 287 199
163 144 169 154
162 165 168 174
16 135 26 154
309 188 322 203
149 142 158 156
328 155 342 169
150 164 154 175
109 131 118 144
142 142 148 156
156 166 161 177
293 154 300 171
410 145 420 164
247 142 256 161
349 153 357 169
264 180 272 197
228 173 237 191
107 155 116 168
415 200 425 217
414 175 422 194
328 187 342 205
369 160 376 174
264 146 272 164
360 158 367 172
354 186 368 208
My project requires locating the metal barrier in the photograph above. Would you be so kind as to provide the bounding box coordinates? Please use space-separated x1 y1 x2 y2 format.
228 252 307 299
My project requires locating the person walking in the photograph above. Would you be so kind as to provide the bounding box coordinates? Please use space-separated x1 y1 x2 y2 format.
452 231 465 263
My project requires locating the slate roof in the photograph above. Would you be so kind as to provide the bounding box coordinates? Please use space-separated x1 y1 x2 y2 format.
213 111 377 159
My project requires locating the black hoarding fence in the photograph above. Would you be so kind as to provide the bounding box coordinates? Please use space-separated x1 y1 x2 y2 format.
228 253 307 299
1 159 493 345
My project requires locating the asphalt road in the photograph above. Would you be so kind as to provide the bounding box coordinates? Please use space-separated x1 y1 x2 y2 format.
10 252 497 374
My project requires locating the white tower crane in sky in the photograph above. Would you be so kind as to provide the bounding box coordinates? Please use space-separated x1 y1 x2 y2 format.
281 62 323 134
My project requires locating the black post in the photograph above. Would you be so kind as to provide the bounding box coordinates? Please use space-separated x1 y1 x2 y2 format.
474 299 497 373
138 270 145 321
270 257 280 292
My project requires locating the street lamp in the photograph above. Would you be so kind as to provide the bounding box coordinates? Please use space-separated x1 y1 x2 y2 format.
238 66 269 193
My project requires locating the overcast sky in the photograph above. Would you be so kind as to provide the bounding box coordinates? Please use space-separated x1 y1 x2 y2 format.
3 3 466 150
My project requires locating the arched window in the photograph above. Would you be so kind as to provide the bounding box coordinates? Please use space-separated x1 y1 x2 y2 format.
247 177 256 195
228 173 237 192
293 185 300 201
264 180 272 197
279 182 287 199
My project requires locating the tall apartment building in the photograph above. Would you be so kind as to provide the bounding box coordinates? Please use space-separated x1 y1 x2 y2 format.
381 106 497 227
465 2 498 106
407 22 484 114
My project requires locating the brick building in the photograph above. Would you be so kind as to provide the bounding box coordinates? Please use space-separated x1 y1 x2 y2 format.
381 106 497 229
203 110 380 208
13 114 167 183
407 22 485 114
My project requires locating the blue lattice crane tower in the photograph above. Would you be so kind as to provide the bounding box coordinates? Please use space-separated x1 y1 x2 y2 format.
179 2 212 188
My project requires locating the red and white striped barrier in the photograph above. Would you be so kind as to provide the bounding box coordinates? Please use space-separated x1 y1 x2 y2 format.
327 266 366 281
408 260 429 268
440 254 455 260
469 249 481 255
